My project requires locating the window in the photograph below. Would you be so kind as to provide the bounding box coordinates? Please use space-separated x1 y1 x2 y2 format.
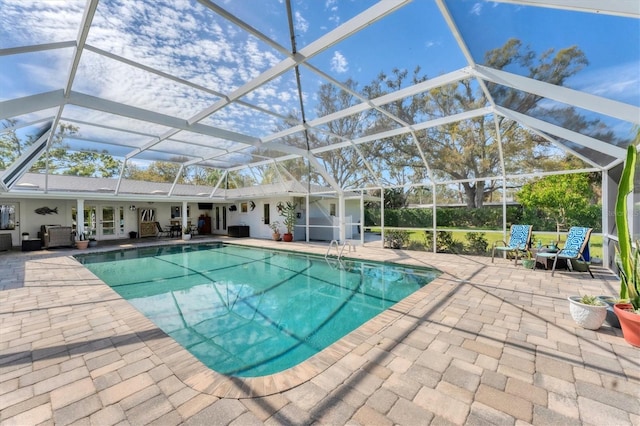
330 203 336 216
241 202 248 213
0 204 16 230
171 205 190 218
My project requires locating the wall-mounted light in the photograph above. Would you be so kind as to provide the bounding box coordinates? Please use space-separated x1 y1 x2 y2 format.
129 205 136 211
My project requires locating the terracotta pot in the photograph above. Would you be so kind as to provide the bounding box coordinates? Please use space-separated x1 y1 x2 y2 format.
272 233 280 241
568 296 607 330
283 233 293 242
613 303 640 347
76 240 89 249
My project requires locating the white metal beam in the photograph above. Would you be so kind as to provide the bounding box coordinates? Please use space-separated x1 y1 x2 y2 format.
473 65 640 125
67 91 259 145
0 41 76 57
0 90 65 120
1 124 51 189
187 0 410 125
489 0 640 18
261 68 472 144
83 45 291 123
318 107 492 153
0 116 54 134
64 0 99 97
495 106 628 159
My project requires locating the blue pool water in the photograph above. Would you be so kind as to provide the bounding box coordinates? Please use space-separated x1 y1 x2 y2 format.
77 243 439 377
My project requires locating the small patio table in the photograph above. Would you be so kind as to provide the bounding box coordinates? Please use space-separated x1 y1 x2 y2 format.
532 246 567 270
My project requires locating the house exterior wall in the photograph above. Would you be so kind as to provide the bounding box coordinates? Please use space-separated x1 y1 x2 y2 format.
226 198 305 240
1 193 363 247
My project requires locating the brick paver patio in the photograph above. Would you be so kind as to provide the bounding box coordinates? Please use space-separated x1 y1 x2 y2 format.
1 237 638 425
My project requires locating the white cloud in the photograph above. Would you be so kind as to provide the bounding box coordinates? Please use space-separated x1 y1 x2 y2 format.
470 3 483 16
294 11 309 33
325 0 340 26
330 51 348 74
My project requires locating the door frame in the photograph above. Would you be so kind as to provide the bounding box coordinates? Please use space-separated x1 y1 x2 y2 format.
84 204 124 240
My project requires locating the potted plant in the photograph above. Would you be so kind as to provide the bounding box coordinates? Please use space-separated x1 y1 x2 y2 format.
522 251 535 269
182 226 192 241
76 232 88 249
568 295 607 330
88 237 97 248
613 144 640 346
269 221 281 241
278 201 297 242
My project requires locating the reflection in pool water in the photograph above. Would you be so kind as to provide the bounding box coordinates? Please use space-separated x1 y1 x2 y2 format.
77 243 440 377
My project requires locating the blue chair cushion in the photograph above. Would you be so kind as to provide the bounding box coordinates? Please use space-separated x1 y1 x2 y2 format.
507 225 531 249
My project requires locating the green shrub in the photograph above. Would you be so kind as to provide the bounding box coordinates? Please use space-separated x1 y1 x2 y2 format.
406 240 426 251
424 230 464 253
384 230 411 249
465 232 488 255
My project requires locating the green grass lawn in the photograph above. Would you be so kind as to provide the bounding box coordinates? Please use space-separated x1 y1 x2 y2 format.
372 228 603 259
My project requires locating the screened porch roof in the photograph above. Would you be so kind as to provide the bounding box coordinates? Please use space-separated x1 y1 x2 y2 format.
0 0 638 199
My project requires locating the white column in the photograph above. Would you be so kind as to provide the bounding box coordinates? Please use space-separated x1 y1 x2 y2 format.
360 191 364 245
305 195 310 243
76 199 85 239
338 194 346 243
182 201 188 233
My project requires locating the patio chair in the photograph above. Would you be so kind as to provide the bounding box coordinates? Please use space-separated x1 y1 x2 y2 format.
491 224 532 265
534 226 594 278
155 222 171 238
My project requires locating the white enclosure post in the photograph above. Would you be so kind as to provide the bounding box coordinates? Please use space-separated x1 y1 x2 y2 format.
76 198 85 239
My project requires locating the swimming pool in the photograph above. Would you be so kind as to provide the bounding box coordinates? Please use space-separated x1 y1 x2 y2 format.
77 243 440 377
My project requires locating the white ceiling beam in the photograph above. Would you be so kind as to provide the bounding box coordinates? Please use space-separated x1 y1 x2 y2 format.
261 68 472 144
0 41 76 57
495 106 627 159
368 68 473 109
67 91 259 145
62 118 158 139
0 90 65 120
299 0 408 59
311 107 492 154
196 0 292 58
187 0 410 125
1 124 51 189
64 0 98 97
82 45 290 122
435 0 476 67
490 0 640 18
436 0 498 111
0 116 54 134
473 65 640 125
187 58 297 125
523 123 603 168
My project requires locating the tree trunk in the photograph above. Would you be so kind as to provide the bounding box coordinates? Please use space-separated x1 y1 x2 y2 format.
475 181 485 208
463 182 476 208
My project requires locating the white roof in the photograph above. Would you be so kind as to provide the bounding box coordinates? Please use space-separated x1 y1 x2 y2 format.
1 0 638 199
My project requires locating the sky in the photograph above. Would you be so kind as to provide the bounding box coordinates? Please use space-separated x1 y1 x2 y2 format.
0 0 638 167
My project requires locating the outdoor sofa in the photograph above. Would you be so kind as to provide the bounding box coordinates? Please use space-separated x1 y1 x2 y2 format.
41 225 75 249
